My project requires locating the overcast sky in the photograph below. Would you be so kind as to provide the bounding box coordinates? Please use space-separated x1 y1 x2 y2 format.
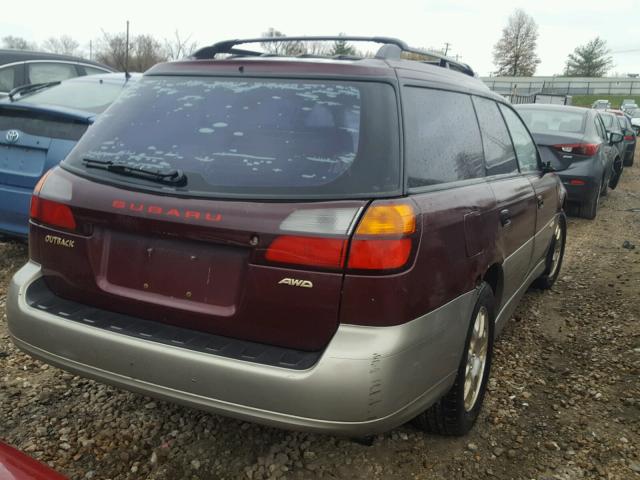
2 0 639 76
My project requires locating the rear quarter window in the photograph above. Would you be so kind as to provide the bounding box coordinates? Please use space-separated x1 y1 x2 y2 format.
403 87 485 188
63 76 401 200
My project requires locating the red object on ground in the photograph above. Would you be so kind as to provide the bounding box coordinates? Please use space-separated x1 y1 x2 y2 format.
0 442 67 480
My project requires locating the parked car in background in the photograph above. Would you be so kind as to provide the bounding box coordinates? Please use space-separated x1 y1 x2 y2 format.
0 49 114 97
0 73 138 238
592 99 611 110
626 108 640 135
607 110 636 166
516 104 621 219
7 36 567 438
620 99 638 113
0 441 67 480
599 111 625 188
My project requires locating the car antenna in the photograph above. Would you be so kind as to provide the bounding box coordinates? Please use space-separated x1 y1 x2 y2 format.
124 20 131 80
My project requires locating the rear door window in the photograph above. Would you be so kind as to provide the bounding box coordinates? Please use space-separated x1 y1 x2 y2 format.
27 62 78 84
0 65 18 92
403 87 485 188
473 97 518 176
499 105 539 173
17 79 125 114
63 76 400 199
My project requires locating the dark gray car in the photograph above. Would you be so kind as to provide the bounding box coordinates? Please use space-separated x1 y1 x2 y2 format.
516 104 622 219
599 112 625 189
612 113 636 166
0 50 114 97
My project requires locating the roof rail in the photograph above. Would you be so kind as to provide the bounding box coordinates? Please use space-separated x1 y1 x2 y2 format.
192 36 475 77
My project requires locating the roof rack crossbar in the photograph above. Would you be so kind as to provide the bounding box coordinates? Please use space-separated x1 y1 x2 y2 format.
192 36 475 77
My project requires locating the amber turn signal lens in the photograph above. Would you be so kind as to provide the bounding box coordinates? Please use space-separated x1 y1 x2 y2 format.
355 204 416 236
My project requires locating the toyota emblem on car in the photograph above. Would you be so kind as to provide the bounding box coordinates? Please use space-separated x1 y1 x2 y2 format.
5 130 19 144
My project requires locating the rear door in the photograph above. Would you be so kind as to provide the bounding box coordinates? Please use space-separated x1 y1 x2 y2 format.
499 104 557 266
473 97 536 307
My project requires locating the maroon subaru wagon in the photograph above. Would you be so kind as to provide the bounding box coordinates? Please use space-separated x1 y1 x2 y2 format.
7 37 567 436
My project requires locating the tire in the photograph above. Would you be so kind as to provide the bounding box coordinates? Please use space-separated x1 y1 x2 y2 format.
624 152 634 167
533 214 566 289
569 184 599 219
414 282 495 436
609 158 623 189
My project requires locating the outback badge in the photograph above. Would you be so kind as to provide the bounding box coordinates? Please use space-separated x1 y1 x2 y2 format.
45 235 75 248
278 278 313 288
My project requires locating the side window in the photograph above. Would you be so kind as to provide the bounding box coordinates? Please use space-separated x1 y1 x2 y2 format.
0 65 18 92
27 62 77 84
499 105 539 173
403 87 485 188
594 116 607 140
83 66 109 76
473 97 518 176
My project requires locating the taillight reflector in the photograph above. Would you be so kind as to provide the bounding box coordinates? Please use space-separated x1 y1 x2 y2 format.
568 179 586 186
30 197 76 231
265 235 347 269
553 143 600 156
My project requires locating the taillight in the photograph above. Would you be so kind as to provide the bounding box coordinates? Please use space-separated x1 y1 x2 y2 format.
624 135 634 141
265 236 347 269
265 207 359 269
553 143 600 156
348 203 417 270
30 168 77 231
264 203 418 272
30 197 77 231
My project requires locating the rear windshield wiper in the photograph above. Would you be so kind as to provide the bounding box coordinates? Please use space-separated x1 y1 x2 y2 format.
8 81 61 101
82 158 187 186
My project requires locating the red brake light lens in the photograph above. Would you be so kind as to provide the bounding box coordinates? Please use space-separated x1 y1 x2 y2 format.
553 143 600 156
30 197 77 231
624 135 634 141
265 235 347 269
347 238 412 270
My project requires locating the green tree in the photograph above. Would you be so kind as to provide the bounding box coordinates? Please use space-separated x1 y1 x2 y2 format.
565 37 613 77
492 9 541 76
331 34 356 56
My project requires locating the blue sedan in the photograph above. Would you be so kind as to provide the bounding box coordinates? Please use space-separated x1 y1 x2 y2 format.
0 73 139 238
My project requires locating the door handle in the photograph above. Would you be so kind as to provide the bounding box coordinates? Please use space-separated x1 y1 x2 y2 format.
499 209 512 227
537 195 544 209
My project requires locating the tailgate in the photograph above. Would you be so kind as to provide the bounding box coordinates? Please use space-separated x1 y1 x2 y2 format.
30 168 366 351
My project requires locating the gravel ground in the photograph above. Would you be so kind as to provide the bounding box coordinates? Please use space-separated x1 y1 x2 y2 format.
1 153 639 480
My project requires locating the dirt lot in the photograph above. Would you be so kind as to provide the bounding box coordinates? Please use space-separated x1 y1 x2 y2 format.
1 155 639 480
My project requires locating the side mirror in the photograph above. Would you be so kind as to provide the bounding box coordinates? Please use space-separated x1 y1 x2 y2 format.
609 132 624 144
541 161 556 174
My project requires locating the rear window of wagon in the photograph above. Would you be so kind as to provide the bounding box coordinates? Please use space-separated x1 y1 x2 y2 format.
63 76 401 200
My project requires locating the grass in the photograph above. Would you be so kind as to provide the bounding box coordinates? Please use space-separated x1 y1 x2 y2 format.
570 95 640 109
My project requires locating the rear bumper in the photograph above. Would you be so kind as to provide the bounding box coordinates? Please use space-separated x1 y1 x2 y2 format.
8 261 476 436
0 183 30 238
558 175 598 204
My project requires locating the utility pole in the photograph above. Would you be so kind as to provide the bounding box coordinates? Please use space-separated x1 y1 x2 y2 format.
125 20 130 78
444 42 451 56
